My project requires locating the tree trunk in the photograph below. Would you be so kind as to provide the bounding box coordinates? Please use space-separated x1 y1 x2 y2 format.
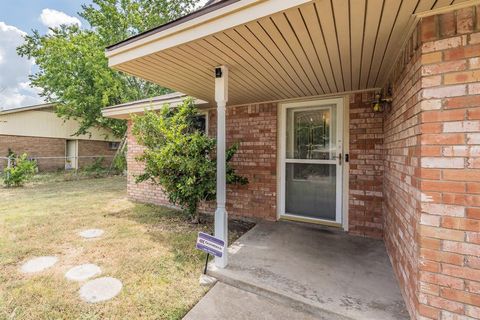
189 204 200 224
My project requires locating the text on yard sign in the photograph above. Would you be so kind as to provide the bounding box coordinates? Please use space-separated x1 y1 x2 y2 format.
196 232 225 258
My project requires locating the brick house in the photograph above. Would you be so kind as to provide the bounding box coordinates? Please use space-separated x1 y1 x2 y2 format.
103 1 480 319
0 103 121 171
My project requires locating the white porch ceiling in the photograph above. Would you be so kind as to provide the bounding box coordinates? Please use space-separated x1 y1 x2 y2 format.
109 0 475 106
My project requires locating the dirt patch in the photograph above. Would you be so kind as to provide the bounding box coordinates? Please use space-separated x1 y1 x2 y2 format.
104 198 135 214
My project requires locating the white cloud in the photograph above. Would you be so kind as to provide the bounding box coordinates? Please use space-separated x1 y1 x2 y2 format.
0 22 44 109
39 8 81 29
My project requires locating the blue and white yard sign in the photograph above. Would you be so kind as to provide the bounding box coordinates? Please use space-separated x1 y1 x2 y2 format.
196 232 225 258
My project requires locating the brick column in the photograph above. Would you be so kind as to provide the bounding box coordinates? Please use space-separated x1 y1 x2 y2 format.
417 7 480 320
385 6 480 319
349 92 384 238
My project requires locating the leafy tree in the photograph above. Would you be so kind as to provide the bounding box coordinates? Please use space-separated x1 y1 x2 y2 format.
17 0 199 137
132 99 248 222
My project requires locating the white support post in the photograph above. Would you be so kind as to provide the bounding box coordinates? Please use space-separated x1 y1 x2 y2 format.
214 65 228 268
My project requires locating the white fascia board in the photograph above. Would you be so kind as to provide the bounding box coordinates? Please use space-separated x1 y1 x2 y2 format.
107 0 313 67
102 97 208 119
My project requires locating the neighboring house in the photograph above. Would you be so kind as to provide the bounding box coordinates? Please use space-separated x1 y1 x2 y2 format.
103 1 480 319
0 103 121 171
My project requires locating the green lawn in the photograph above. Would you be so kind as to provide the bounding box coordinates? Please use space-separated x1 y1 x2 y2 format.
0 176 252 319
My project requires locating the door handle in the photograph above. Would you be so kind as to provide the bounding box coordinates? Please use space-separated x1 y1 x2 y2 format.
338 153 342 165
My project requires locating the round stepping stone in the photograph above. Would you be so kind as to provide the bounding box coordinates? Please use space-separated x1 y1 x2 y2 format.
65 264 102 282
20 256 58 273
79 277 122 303
78 229 104 239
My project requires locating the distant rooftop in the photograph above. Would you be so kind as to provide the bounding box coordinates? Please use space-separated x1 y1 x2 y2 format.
0 103 55 115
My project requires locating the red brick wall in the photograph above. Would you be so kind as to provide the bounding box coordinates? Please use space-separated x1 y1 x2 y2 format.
127 98 386 231
416 7 480 320
77 140 116 168
0 135 118 171
0 134 66 171
384 25 423 318
206 104 277 219
384 6 480 320
348 92 384 238
126 103 278 220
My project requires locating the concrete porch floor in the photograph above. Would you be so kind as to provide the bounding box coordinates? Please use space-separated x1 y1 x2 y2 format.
204 221 409 320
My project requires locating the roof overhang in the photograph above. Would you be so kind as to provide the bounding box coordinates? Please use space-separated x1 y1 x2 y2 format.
102 92 208 119
107 0 311 67
106 0 480 106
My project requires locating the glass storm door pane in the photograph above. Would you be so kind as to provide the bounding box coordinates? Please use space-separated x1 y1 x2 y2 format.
285 105 340 221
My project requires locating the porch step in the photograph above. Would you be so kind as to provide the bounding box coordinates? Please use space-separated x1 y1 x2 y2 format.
184 282 344 320
208 268 353 320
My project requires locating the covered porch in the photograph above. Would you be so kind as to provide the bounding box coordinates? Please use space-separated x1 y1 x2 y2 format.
105 0 471 267
189 220 409 319
104 0 480 319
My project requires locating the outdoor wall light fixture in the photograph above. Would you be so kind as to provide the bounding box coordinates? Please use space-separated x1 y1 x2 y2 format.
371 87 393 113
215 67 223 78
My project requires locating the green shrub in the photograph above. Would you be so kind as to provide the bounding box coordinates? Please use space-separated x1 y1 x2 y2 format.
84 157 107 177
132 98 247 222
112 151 127 174
3 154 38 187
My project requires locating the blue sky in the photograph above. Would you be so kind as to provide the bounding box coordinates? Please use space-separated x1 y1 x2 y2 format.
0 0 88 109
0 0 86 34
0 0 207 110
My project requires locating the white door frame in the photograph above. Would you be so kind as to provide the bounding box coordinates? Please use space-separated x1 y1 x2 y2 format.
65 139 78 170
277 97 347 228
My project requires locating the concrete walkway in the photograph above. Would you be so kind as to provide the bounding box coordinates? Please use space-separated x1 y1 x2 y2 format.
192 221 409 320
184 282 348 320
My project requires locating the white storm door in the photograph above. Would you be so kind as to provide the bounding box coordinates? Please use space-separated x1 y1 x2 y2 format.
280 98 344 224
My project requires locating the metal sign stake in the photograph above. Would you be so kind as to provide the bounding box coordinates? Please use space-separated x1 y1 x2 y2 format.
204 252 210 275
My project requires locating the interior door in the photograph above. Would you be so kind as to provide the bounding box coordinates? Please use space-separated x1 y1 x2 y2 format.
280 99 344 224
